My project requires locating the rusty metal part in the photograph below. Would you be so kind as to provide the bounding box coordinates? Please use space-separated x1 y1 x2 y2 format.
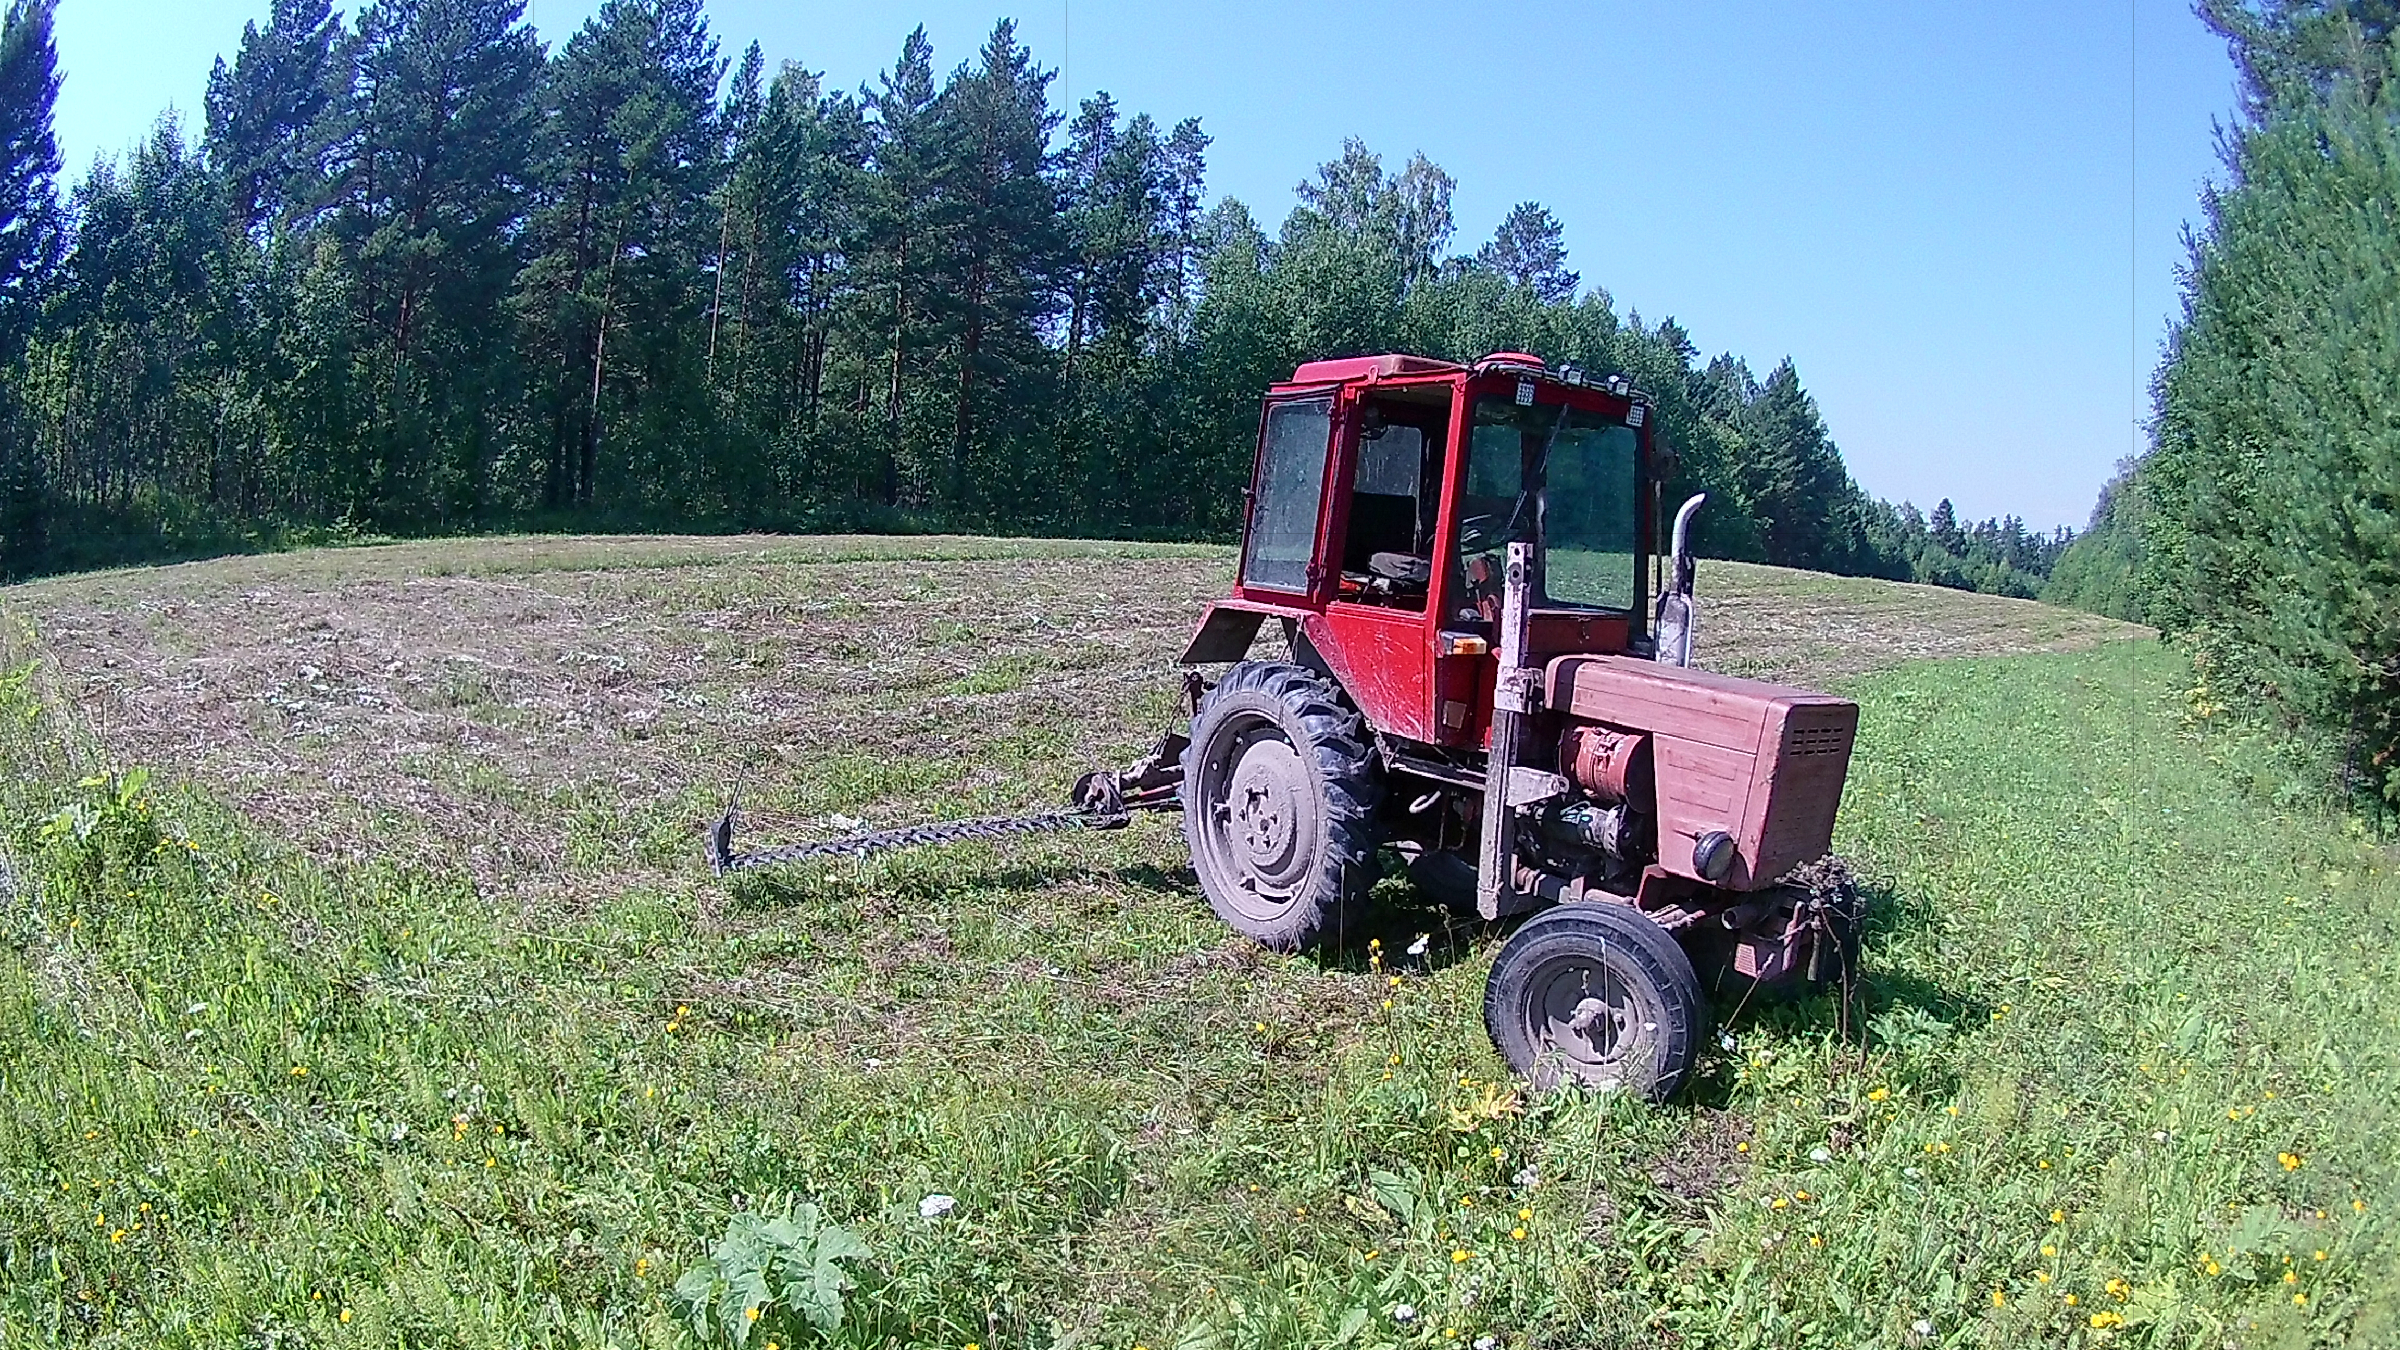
1558 724 1651 805
707 733 1186 876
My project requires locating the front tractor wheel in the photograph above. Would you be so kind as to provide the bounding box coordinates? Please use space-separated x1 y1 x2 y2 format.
1483 902 1706 1101
1182 661 1382 951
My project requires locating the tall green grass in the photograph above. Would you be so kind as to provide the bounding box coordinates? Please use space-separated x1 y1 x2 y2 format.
0 638 2391 1348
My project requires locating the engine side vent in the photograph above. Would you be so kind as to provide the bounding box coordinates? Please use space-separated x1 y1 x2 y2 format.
1788 723 1852 757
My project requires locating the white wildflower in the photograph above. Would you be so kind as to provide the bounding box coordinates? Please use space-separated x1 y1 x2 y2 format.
917 1193 956 1220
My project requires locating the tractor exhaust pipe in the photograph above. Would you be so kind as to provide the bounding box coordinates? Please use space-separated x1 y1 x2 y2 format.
1653 493 1706 668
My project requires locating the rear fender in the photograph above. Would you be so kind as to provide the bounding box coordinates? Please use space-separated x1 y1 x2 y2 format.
1180 599 1314 665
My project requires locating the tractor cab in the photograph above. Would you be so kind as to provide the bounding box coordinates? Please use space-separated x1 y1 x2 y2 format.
1186 352 1658 751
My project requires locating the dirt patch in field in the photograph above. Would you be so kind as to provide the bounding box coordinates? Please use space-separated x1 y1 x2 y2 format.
2 534 2145 899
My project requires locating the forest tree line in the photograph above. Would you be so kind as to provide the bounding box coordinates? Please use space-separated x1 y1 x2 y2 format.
0 0 2064 593
2043 0 2400 808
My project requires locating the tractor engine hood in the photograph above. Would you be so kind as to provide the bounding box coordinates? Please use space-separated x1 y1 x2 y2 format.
1545 654 1859 890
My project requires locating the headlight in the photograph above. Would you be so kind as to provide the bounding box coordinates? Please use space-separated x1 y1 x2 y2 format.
1693 830 1736 882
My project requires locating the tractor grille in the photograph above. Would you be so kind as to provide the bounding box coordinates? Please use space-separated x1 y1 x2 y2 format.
1787 722 1852 757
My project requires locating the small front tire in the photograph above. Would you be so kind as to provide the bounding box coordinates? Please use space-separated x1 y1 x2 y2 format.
1482 902 1705 1101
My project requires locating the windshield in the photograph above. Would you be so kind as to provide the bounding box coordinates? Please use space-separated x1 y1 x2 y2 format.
1452 397 1641 616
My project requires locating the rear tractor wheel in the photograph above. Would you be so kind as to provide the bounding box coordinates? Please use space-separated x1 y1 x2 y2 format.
1181 661 1382 951
1482 902 1706 1101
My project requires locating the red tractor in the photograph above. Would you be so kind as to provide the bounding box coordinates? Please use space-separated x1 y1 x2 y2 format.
714 351 1861 1100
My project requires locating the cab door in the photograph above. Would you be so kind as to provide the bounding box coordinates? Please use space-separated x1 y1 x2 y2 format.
1236 393 1338 600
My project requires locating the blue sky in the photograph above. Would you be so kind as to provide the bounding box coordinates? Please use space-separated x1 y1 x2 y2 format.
54 0 2240 531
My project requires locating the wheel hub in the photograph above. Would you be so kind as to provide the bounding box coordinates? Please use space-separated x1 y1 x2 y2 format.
1529 959 1642 1076
1227 737 1306 874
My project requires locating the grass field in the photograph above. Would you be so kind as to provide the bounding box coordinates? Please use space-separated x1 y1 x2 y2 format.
0 535 2391 1349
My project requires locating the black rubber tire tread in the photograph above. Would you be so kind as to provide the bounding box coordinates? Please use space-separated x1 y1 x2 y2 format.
1482 901 1707 1102
1181 661 1383 951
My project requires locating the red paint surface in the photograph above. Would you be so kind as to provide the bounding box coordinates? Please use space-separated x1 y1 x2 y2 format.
1544 655 1858 890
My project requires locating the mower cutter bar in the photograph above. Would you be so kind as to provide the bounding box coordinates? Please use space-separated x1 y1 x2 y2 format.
707 804 1126 876
706 733 1188 878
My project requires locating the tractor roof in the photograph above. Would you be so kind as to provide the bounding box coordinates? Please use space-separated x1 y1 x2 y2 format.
1286 351 1557 385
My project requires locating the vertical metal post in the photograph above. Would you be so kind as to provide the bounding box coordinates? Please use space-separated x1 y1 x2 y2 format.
1477 541 1536 920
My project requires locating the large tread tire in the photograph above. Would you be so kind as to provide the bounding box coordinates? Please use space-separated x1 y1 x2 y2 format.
1181 661 1382 951
1482 902 1706 1101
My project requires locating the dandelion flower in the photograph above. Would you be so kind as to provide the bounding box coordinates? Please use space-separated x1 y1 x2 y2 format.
2051 1209 2065 1223
2042 1245 2057 1258
1450 1249 1471 1263
2284 1271 2297 1285
1868 1087 1889 1101
2063 1293 2078 1306
290 1066 308 1077
1991 1289 2006 1307
2313 1250 2327 1262
2038 1159 2052 1170
1490 1146 1505 1160
1511 1227 1526 1240
2036 1271 2052 1285
745 1308 761 1324
2279 1152 2304 1171
2089 1310 2124 1328
2293 1293 2307 1306
1736 1142 1749 1153
340 1308 353 1324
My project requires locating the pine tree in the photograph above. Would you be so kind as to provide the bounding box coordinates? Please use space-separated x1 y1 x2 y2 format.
0 0 59 573
934 19 1062 519
312 0 541 523
203 0 345 233
0 0 59 346
855 26 950 508
1478 201 1578 304
517 0 724 514
2145 52 2400 802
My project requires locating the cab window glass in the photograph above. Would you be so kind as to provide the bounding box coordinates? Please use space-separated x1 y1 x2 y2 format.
1242 397 1334 592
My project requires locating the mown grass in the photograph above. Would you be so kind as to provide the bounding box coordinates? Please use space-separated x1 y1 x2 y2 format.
0 627 2393 1348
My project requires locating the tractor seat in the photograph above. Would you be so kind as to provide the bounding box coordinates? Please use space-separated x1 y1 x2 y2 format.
1368 552 1431 585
